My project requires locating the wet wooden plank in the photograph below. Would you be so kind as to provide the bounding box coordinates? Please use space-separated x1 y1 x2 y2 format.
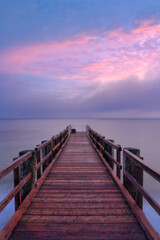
10 231 147 240
46 176 110 180
28 202 129 209
35 189 121 194
44 179 113 182
25 208 132 216
35 193 123 198
14 223 144 233
19 215 138 224
40 185 118 190
31 198 125 203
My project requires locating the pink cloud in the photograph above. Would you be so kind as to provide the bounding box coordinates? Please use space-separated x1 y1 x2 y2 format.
0 18 160 85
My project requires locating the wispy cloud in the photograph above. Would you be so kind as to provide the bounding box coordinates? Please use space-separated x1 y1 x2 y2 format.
0 18 160 90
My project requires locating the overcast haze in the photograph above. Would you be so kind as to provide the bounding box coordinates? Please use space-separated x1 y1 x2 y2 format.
1 0 160 118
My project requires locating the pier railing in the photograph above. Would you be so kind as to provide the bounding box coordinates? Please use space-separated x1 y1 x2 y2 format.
0 151 34 213
0 126 71 214
86 125 160 214
35 127 69 181
86 125 122 179
123 148 160 213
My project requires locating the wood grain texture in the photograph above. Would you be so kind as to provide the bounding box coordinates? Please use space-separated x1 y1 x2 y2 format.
9 132 149 240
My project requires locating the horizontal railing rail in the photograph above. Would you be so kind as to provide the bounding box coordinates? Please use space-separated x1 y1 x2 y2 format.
86 125 122 179
0 152 32 213
0 152 32 181
0 126 71 215
123 148 160 214
35 127 70 180
124 149 160 182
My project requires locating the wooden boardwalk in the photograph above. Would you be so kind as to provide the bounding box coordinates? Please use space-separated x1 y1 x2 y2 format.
9 132 149 239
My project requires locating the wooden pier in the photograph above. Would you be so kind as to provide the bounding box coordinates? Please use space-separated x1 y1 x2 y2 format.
0 126 160 240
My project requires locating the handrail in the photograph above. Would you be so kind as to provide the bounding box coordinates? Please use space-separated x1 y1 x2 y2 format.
0 173 31 213
0 152 33 214
0 152 32 180
86 125 122 179
87 125 121 149
35 126 70 179
0 126 71 219
104 138 121 150
123 148 160 215
89 133 122 169
36 139 52 151
35 151 52 170
124 170 160 215
124 148 160 182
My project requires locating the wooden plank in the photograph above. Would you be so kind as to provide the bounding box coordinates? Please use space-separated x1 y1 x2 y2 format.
50 169 106 172
31 197 125 203
35 193 123 198
19 215 138 224
44 180 113 183
29 202 128 209
25 208 132 216
48 172 110 176
40 185 118 190
14 223 144 233
46 176 110 180
9 231 148 240
36 189 120 194
51 168 105 170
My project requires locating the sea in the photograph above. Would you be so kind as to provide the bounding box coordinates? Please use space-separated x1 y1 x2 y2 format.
0 118 160 234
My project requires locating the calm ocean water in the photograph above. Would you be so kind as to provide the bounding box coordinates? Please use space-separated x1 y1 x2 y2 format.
0 118 160 233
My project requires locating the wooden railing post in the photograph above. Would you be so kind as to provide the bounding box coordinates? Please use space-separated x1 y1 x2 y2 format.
101 136 105 157
13 157 21 211
116 145 121 179
104 139 114 169
48 141 52 164
123 148 143 209
35 145 41 180
50 139 54 160
41 140 48 172
18 150 36 203
52 136 56 158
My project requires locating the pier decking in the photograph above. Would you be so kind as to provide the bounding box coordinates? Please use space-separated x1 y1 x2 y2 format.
0 127 159 240
9 132 148 239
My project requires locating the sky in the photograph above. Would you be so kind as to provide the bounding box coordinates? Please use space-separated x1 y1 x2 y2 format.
0 0 160 118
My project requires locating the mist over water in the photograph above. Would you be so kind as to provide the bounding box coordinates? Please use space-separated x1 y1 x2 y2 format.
0 118 160 233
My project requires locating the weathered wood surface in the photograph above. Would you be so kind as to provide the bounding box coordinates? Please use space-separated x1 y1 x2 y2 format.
9 132 149 240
